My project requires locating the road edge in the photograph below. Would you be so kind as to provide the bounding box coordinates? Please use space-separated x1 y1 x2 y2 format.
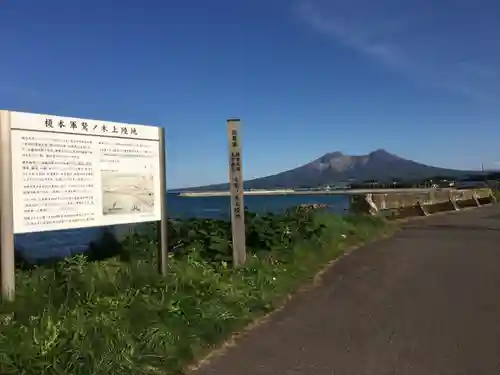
187 227 397 373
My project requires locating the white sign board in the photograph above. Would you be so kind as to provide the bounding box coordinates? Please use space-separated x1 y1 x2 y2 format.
227 119 246 266
7 111 162 234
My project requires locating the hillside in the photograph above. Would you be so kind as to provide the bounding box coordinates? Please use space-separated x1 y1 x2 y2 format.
185 149 476 191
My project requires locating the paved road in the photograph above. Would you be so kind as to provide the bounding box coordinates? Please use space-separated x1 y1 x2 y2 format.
194 205 500 375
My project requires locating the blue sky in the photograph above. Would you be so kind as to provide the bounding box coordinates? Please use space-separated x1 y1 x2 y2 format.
1 0 500 188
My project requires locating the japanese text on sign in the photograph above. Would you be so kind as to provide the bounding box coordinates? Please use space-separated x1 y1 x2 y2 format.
231 151 242 217
9 111 160 140
8 111 162 234
227 118 246 266
44 117 139 136
228 123 244 220
231 129 239 148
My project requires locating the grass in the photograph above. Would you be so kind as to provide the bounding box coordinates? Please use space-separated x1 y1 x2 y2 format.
0 213 389 375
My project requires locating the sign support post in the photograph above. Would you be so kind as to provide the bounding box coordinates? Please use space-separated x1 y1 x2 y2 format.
227 118 246 266
0 111 16 301
157 127 168 276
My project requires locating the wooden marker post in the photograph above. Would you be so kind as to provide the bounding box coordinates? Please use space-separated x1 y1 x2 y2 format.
227 119 246 266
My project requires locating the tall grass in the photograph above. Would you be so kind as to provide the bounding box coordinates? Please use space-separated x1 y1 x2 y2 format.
0 213 388 375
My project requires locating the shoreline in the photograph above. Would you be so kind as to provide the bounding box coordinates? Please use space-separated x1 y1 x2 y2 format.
178 187 447 197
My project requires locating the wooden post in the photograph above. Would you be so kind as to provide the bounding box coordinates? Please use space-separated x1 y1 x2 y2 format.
227 119 246 266
0 111 15 301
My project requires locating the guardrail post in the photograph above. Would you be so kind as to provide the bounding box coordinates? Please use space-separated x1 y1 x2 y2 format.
365 194 378 215
472 192 481 207
489 190 497 203
448 195 459 211
417 200 429 216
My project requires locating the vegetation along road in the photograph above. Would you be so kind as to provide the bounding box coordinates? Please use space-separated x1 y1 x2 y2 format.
194 204 500 375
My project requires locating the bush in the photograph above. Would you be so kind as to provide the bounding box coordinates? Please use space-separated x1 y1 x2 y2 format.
0 211 388 375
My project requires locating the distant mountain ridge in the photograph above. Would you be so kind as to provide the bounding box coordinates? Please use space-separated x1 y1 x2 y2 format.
184 149 477 191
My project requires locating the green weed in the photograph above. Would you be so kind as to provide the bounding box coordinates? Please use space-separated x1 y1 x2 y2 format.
0 211 388 375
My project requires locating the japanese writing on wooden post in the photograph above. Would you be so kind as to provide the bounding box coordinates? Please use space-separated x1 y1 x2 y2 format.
227 118 246 266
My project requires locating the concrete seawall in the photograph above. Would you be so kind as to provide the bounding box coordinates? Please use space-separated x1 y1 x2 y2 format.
179 187 497 219
179 188 458 197
350 188 497 217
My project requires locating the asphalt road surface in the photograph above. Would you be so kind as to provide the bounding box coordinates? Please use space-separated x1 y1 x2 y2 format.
194 205 500 375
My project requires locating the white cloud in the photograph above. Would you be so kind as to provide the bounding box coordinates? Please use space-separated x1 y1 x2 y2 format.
293 0 500 101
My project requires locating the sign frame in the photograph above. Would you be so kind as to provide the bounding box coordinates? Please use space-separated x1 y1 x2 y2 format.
0 110 168 301
10 111 162 233
157 127 168 276
227 118 246 266
0 111 15 301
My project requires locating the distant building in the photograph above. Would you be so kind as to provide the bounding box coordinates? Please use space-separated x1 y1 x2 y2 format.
337 182 352 189
324 182 351 190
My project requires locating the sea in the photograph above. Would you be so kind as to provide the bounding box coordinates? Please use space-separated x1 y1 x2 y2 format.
16 193 349 262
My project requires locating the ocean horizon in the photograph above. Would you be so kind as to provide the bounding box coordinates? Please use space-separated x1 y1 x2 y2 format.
15 193 350 262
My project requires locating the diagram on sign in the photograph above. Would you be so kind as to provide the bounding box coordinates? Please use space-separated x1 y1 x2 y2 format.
101 171 155 215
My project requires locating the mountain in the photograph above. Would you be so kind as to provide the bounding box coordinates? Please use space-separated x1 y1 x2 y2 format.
185 149 478 191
